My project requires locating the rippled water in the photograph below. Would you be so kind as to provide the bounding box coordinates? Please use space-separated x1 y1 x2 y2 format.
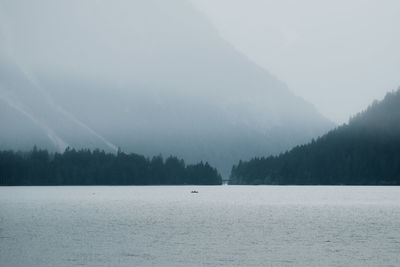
1 186 400 266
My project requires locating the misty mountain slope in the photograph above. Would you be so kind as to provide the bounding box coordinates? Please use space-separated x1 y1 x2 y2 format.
0 0 333 176
0 60 117 151
230 89 400 184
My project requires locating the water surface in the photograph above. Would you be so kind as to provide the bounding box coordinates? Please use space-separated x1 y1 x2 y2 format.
1 186 400 266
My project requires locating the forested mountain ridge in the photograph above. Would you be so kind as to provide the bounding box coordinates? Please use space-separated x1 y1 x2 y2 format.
230 89 400 185
0 147 222 186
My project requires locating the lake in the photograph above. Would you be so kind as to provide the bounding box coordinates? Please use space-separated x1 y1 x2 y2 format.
1 186 400 266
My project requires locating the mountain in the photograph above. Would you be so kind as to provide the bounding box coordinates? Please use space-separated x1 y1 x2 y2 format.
0 0 333 177
230 89 400 185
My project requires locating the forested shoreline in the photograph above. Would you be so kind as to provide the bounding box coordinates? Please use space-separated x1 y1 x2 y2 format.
230 90 400 185
2 90 400 186
0 147 222 185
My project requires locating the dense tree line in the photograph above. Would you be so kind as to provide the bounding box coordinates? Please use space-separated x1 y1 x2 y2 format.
230 89 400 185
0 148 222 185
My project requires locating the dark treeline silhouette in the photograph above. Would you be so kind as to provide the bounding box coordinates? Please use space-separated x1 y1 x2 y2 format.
230 89 400 185
0 148 222 185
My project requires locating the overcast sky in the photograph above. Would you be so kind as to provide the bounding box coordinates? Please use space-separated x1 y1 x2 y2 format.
191 0 400 123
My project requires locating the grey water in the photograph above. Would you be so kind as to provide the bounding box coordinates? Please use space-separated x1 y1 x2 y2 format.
1 186 400 267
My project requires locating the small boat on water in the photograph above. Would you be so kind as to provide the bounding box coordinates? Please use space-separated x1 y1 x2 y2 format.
191 190 199 194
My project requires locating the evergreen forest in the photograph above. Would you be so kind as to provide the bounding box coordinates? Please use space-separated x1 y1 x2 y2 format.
0 148 222 185
230 90 400 185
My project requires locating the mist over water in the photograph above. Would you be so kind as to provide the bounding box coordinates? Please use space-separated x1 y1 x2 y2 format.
1 1 399 266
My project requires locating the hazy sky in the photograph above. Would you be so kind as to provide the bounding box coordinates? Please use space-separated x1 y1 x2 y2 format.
191 0 400 123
